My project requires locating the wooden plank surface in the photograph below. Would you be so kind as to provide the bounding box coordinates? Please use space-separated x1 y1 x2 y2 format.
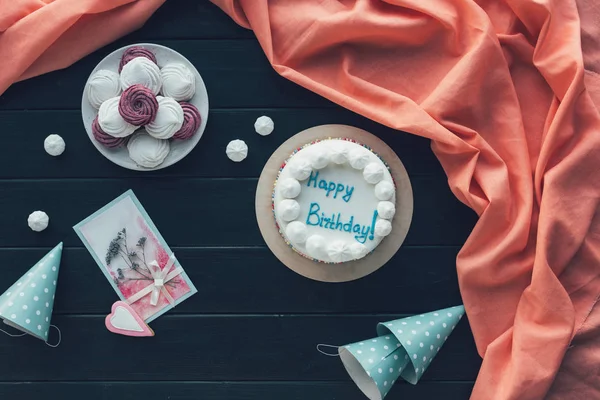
0 1 480 399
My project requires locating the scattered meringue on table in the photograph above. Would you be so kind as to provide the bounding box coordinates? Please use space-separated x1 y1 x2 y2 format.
127 130 170 168
226 139 248 162
120 57 162 95
173 102 202 140
254 115 274 136
119 46 157 72
98 97 137 138
28 211 49 232
160 63 196 101
118 84 158 126
145 96 184 139
87 69 121 109
44 134 65 156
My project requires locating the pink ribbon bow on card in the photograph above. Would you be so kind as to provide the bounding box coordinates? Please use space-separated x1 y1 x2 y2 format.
126 253 184 307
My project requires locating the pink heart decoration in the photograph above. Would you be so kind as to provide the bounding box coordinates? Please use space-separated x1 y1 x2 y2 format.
105 301 154 337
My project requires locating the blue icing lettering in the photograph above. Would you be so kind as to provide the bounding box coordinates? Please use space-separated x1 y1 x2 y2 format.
342 186 354 203
306 203 320 226
305 171 354 203
303 202 376 243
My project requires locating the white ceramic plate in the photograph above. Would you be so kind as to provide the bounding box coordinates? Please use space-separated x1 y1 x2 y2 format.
81 43 209 171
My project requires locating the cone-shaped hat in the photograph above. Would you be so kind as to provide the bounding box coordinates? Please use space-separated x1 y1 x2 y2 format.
0 243 62 341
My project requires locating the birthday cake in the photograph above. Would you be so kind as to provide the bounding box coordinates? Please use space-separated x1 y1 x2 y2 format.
273 138 396 263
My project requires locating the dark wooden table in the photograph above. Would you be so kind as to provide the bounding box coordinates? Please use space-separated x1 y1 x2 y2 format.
0 2 481 399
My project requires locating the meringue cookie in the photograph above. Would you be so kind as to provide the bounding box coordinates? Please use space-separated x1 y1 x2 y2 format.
277 199 300 222
363 162 385 184
254 116 274 136
310 146 330 169
226 139 248 162
28 211 49 232
145 96 184 139
173 102 202 140
377 201 396 219
98 97 137 138
120 57 162 95
118 84 158 126
285 221 308 244
374 219 392 237
327 240 352 263
374 181 395 200
44 134 65 156
160 63 196 101
348 147 370 169
329 141 348 164
305 235 327 259
278 178 301 198
127 131 170 168
86 70 121 109
119 46 157 72
288 158 312 181
349 242 369 260
92 116 128 148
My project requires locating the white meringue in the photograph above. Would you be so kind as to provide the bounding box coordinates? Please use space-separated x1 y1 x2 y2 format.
377 201 396 219
254 116 274 136
327 240 352 263
363 162 385 184
127 131 170 168
120 57 162 94
145 96 184 139
44 134 65 156
288 158 312 181
285 221 308 244
348 147 370 169
305 235 327 259
226 139 248 162
28 211 49 232
279 178 301 198
310 146 330 169
160 63 196 101
349 242 369 260
277 199 300 222
86 70 121 109
375 181 395 200
374 219 392 237
329 141 348 164
98 97 137 138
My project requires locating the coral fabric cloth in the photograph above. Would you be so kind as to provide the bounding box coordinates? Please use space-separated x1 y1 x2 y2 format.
0 0 165 95
210 0 600 399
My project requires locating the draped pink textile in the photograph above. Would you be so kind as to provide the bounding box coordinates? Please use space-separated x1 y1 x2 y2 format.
210 1 600 399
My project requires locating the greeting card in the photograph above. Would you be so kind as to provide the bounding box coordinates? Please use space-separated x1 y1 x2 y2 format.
74 190 197 322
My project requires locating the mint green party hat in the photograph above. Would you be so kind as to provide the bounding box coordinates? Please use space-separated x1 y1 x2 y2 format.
338 305 465 400
0 243 62 342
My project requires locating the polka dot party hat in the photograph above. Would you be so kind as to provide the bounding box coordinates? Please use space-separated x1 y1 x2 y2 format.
338 305 465 400
0 243 62 342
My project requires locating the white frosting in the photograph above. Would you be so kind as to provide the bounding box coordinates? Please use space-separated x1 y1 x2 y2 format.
285 221 308 244
377 201 396 219
329 141 348 164
349 242 369 260
127 131 170 168
363 162 385 184
327 240 352 263
98 97 137 137
28 211 49 232
375 181 395 200
87 70 121 109
254 116 274 136
278 178 301 198
277 199 300 222
348 147 370 169
226 139 248 162
310 146 330 169
288 158 312 181
145 96 184 139
44 134 65 156
273 139 396 263
120 57 162 94
374 219 392 237
160 63 196 101
305 235 327 259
